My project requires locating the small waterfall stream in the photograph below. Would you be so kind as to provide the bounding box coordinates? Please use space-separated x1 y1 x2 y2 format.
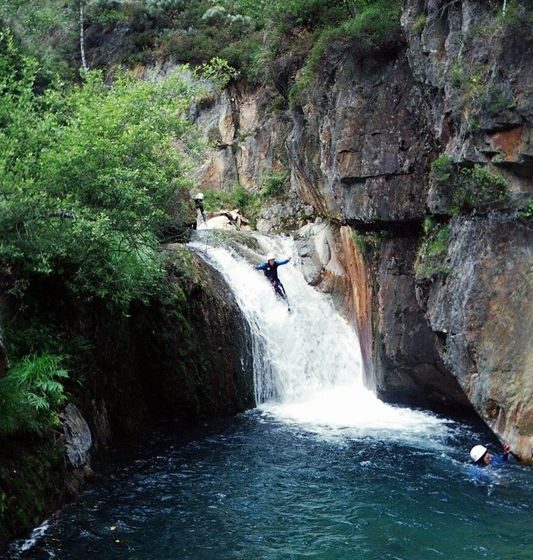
191 231 448 442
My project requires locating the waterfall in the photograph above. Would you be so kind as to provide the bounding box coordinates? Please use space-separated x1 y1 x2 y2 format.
191 232 449 441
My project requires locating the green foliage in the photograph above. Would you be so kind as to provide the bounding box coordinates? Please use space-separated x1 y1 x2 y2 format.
430 156 508 214
415 223 451 280
289 0 403 106
0 437 64 544
0 354 68 437
261 170 289 198
518 202 533 220
0 0 77 77
449 56 517 128
412 14 427 34
430 155 454 185
485 1 531 33
0 34 202 311
203 185 261 222
351 229 390 257
452 166 508 213
198 57 239 91
265 0 349 33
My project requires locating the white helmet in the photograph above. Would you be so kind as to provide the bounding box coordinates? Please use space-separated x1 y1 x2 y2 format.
194 192 204 201
470 445 487 462
267 253 275 261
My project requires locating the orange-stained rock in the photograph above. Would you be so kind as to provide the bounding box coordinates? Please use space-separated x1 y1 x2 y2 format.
489 127 525 161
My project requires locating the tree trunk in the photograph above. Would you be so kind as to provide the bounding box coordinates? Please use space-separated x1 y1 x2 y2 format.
79 0 88 72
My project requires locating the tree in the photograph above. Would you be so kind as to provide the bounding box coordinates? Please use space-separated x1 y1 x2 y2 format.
0 35 202 310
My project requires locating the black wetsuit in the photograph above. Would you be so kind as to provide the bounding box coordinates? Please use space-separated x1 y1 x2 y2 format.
255 259 289 300
195 198 206 222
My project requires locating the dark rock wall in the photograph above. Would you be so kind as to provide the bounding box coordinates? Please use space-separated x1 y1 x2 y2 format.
373 236 473 412
288 52 436 226
419 215 532 459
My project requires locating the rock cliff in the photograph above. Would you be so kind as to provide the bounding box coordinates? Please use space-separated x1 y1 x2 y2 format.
194 1 532 461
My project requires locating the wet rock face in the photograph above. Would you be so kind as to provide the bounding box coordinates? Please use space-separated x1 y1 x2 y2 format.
419 216 533 461
373 237 472 412
288 54 435 225
61 404 93 469
135 248 254 420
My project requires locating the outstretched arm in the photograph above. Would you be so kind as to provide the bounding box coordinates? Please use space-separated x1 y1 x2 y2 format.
276 257 291 266
255 262 267 270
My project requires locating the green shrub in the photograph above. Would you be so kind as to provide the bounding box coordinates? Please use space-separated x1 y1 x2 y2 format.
261 170 289 198
519 202 533 220
452 165 508 212
412 14 427 34
266 0 348 33
0 354 68 437
415 223 451 280
203 185 261 219
0 34 202 312
430 155 454 185
430 156 508 215
289 0 403 107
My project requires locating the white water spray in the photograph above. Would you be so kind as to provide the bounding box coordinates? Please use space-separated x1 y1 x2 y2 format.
191 232 450 443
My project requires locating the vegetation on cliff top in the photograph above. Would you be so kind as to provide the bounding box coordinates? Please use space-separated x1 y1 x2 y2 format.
1 1 403 83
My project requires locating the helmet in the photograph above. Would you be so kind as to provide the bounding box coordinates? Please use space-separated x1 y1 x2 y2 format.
470 445 487 462
266 253 275 261
194 192 204 201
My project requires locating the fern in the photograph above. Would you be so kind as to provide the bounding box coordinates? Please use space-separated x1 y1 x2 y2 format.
0 354 68 437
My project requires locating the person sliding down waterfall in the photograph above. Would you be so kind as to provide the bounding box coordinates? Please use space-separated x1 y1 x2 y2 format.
255 253 291 311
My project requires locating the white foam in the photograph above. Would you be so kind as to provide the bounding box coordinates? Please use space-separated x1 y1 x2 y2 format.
15 519 50 554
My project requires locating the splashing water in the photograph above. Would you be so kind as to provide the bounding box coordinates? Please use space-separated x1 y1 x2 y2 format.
191 232 450 444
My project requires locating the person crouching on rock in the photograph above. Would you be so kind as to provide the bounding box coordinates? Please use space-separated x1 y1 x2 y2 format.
470 441 512 467
255 253 291 302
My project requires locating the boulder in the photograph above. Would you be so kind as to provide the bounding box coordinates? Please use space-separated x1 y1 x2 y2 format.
61 403 93 469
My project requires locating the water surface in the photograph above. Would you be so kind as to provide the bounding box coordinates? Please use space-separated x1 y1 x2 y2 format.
9 412 532 560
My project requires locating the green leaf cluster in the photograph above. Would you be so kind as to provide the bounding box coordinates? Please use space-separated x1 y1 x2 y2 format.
288 0 403 106
452 166 508 213
0 354 68 437
430 156 508 215
415 222 451 281
203 185 262 223
261 170 289 198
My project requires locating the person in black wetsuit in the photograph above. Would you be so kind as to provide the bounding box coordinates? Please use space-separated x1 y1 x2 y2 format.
255 253 291 303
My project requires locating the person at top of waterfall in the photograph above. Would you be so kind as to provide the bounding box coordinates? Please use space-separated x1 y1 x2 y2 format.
194 192 207 223
470 441 512 467
255 253 291 302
